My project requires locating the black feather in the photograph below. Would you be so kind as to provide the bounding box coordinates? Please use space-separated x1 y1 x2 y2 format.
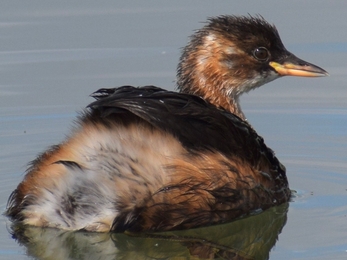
87 85 283 174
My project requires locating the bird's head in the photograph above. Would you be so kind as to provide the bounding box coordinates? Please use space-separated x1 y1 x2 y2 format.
177 15 328 119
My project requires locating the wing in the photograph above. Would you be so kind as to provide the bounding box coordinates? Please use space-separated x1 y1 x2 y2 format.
87 85 284 174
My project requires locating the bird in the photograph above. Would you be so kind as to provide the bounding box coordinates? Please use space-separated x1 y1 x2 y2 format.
6 15 328 232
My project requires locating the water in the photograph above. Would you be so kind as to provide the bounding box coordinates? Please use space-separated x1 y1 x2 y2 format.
0 1 346 259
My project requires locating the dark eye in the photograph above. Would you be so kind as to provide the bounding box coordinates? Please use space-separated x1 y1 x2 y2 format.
253 47 270 62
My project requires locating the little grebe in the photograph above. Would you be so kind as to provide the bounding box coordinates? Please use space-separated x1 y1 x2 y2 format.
6 15 327 232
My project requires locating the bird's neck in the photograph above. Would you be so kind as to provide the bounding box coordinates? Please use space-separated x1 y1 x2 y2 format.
177 55 246 120
180 82 245 120
177 34 248 120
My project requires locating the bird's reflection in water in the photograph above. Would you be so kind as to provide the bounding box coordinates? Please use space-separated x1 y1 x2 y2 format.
9 203 288 260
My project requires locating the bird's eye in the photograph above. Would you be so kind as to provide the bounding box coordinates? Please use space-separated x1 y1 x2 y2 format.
253 47 270 62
